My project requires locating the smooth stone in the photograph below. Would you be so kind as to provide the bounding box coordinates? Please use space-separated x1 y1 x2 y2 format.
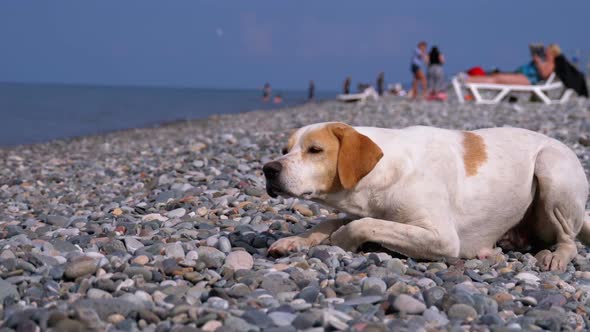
241 310 274 329
132 255 149 265
293 204 313 217
165 242 185 259
362 277 387 295
324 309 352 330
539 294 567 307
207 297 229 310
224 316 258 332
224 250 254 271
167 208 186 219
124 266 153 281
0 279 20 302
197 246 226 268
297 286 320 303
45 215 70 227
423 286 446 308
517 296 538 306
53 319 86 332
392 294 427 314
268 312 297 327
124 238 145 254
245 187 264 197
108 314 126 324
260 275 299 294
142 213 168 222
514 272 540 284
64 257 98 279
202 320 223 332
341 296 383 306
228 283 251 297
385 258 407 275
447 303 478 322
422 307 450 326
218 237 232 253
87 288 113 299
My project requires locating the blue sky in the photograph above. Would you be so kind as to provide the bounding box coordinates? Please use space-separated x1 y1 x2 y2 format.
1 1 588 91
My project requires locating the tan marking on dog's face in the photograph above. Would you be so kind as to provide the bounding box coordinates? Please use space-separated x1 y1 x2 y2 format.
462 131 487 176
282 130 297 155
300 124 342 192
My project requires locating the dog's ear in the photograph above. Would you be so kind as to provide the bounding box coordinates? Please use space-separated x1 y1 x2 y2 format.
330 123 383 189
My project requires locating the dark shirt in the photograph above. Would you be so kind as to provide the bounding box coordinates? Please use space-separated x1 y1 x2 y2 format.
554 54 588 97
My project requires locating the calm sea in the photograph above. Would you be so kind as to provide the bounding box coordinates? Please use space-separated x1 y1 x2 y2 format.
0 83 336 147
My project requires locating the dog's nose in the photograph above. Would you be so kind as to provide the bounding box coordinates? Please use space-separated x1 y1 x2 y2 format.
263 161 283 179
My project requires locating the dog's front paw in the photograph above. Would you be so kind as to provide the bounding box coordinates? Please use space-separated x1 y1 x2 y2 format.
535 249 568 272
330 223 363 252
268 236 310 257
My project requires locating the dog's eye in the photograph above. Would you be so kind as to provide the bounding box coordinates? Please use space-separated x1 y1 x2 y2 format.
307 146 323 154
281 147 288 155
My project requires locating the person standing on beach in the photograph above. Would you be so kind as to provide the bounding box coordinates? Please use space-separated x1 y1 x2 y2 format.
263 82 272 102
427 46 446 99
343 76 351 95
410 41 428 99
308 80 315 101
376 72 385 96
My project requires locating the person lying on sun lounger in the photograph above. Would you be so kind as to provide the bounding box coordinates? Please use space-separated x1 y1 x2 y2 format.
463 44 560 85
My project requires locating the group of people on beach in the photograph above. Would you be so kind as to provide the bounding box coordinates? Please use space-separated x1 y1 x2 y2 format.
262 82 283 104
262 41 587 103
410 41 447 100
460 43 588 98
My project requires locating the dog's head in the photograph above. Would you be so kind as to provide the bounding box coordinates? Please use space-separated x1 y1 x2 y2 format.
263 122 383 199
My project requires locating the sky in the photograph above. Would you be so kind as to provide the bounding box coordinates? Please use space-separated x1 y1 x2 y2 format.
1 1 589 91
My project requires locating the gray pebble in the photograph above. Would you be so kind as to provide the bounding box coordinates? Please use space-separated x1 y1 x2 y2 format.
447 303 478 322
392 294 427 314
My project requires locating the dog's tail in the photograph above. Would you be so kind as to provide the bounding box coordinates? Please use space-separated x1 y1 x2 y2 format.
578 210 590 245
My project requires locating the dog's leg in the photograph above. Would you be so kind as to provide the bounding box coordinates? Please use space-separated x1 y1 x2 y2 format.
330 217 460 260
532 147 588 272
268 216 354 256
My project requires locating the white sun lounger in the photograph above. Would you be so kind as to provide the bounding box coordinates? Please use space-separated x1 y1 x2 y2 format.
337 86 379 103
451 73 574 105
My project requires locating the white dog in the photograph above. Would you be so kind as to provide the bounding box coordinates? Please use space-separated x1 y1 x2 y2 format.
262 122 589 271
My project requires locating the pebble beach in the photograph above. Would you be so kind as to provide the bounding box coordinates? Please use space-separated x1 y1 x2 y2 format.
1 96 590 332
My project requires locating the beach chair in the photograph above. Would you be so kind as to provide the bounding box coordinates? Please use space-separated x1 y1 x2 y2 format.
451 73 574 105
337 86 379 103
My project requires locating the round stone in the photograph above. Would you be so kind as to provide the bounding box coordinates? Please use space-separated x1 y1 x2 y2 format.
64 257 98 279
108 314 125 324
447 303 478 322
132 255 149 265
361 277 387 295
87 288 112 299
224 250 254 271
197 246 226 268
392 294 426 314
167 208 186 219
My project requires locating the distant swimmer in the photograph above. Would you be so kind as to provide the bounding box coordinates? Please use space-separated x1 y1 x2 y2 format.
263 82 272 102
308 80 315 101
273 93 283 104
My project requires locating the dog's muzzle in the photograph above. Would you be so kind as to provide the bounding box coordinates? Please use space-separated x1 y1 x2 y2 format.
263 161 283 197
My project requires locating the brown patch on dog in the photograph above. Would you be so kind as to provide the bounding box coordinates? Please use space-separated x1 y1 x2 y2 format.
462 132 487 177
301 125 342 192
299 123 383 192
330 123 384 189
283 129 297 154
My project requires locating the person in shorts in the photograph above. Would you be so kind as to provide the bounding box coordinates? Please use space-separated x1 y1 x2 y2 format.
410 41 428 99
